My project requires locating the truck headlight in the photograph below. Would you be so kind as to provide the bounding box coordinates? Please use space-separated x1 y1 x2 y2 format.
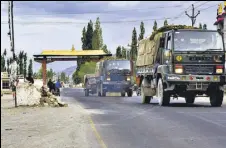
127 77 131 81
174 65 183 74
216 65 223 74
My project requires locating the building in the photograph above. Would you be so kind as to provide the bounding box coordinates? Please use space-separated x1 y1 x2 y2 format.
1 72 11 93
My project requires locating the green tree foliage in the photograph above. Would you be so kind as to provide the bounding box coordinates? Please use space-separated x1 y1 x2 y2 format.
164 20 168 26
60 72 66 82
121 46 127 59
92 17 103 50
203 24 207 30
28 59 33 76
138 21 145 41
102 44 111 54
6 59 10 73
77 61 97 83
153 20 158 31
116 46 122 58
23 53 27 78
130 27 138 61
81 27 87 50
47 68 54 80
85 20 94 50
18 51 24 75
199 23 202 29
1 55 6 72
36 67 55 79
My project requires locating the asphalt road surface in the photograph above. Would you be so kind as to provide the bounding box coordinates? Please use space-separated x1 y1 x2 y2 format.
62 88 226 148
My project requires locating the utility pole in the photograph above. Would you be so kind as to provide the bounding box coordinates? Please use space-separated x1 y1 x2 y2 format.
185 4 200 27
8 1 17 107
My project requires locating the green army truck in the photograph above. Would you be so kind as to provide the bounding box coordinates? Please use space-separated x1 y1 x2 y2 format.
136 25 226 107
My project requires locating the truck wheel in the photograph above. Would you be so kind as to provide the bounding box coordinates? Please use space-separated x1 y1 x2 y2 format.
210 90 223 107
85 89 89 96
141 86 151 104
185 94 195 104
157 78 170 106
127 89 133 97
121 92 126 97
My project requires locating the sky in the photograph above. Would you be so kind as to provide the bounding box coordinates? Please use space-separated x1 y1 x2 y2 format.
1 1 222 72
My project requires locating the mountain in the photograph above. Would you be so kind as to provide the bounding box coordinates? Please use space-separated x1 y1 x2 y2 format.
60 65 77 76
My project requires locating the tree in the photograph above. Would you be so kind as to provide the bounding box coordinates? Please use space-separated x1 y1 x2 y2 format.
121 46 127 59
102 44 109 54
203 24 207 30
85 20 94 50
153 20 157 31
81 27 87 50
92 17 103 50
47 68 54 80
3 49 7 57
1 55 6 72
6 59 10 73
60 72 66 83
116 46 122 58
199 23 202 29
23 53 27 78
28 59 33 76
130 27 138 61
164 20 168 26
138 21 145 41
18 51 24 75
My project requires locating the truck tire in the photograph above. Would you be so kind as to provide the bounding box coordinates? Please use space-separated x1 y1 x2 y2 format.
210 89 223 107
157 78 170 106
127 89 133 97
121 92 126 97
185 94 195 104
85 89 89 96
141 86 151 104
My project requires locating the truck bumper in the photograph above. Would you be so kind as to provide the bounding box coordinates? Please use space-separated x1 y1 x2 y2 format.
165 74 225 91
102 81 133 92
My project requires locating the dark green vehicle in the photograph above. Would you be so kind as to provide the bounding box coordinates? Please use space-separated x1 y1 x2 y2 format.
136 25 225 107
95 59 134 97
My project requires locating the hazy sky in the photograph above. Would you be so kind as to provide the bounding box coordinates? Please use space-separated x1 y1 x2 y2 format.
1 1 222 72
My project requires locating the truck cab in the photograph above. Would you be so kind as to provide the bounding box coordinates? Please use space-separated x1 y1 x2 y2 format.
137 28 225 107
95 59 134 97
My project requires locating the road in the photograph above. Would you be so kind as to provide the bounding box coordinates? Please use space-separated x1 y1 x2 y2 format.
62 88 226 148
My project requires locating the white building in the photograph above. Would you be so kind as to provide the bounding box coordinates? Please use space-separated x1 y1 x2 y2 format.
1 72 10 93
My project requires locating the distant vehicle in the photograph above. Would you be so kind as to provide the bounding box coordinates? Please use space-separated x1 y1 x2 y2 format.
84 74 98 96
95 59 134 97
136 25 226 107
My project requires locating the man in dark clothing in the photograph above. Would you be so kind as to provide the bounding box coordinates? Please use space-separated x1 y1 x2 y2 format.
47 79 54 92
153 58 160 76
26 73 34 84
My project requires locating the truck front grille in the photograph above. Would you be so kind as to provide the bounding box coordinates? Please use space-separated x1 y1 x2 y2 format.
184 65 214 74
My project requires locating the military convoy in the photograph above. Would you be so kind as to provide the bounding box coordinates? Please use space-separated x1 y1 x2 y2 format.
136 25 225 107
83 25 225 107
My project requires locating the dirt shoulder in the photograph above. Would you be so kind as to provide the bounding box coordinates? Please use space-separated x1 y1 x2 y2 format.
1 95 99 148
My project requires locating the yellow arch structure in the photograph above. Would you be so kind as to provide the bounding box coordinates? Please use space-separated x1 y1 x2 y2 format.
33 45 112 85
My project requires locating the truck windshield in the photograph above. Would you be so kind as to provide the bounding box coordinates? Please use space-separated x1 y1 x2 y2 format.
105 60 131 71
174 31 224 51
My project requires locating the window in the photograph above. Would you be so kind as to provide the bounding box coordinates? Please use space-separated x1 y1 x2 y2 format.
2 80 10 89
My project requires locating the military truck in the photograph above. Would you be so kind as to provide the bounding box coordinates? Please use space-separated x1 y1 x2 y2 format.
95 58 134 97
84 74 98 96
136 25 226 107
